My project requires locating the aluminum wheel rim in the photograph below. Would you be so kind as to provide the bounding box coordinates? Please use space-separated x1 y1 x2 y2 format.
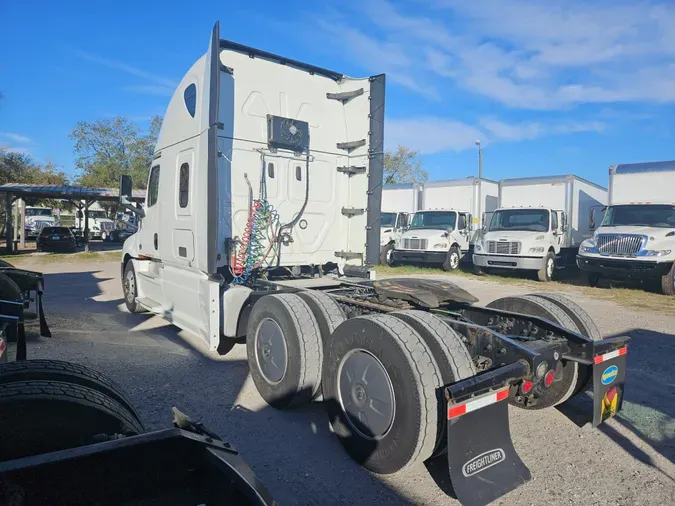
124 270 135 303
450 252 459 269
255 318 288 384
547 258 554 278
337 349 395 440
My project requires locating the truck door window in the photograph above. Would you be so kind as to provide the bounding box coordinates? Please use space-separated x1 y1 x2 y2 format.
551 212 559 231
179 163 189 208
148 165 160 208
458 214 467 230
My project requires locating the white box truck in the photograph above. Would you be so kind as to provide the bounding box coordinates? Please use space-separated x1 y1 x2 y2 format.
474 175 607 281
115 23 631 505
390 177 499 270
577 161 675 295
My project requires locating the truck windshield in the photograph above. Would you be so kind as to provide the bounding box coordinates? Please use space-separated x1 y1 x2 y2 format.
88 211 107 219
381 213 396 227
26 209 52 217
601 205 675 228
409 212 456 230
489 209 549 232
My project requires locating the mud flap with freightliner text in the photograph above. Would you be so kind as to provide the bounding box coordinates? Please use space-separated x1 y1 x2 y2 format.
445 386 530 506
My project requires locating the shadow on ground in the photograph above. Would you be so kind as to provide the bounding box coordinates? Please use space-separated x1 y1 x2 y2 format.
15 268 420 506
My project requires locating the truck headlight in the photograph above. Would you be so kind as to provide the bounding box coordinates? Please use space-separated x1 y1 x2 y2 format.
580 239 598 254
528 246 545 253
475 243 483 252
639 249 672 257
433 242 449 249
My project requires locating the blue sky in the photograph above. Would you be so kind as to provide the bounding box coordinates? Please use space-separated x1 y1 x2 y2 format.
1 0 674 187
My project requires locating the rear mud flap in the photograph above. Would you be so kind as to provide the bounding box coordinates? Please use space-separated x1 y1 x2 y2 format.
447 388 530 506
592 345 627 427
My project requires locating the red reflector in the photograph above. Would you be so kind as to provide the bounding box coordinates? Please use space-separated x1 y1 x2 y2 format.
496 389 509 402
521 380 534 394
448 405 467 419
544 369 555 388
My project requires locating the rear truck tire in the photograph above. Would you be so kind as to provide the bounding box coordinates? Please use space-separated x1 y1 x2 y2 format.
486 295 582 409
246 293 323 409
296 290 347 399
529 293 602 395
0 359 142 425
0 380 144 461
588 272 601 287
322 314 441 474
660 262 675 296
122 261 144 314
380 243 394 266
442 247 461 271
537 251 556 282
0 272 24 343
390 310 476 456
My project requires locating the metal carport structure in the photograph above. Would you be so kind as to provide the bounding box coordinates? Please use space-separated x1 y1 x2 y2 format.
0 184 146 253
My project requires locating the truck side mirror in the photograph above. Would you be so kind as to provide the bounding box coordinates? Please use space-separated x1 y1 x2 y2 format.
589 207 599 231
120 175 133 204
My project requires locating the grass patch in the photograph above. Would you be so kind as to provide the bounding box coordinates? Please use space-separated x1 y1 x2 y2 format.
374 265 675 316
0 250 121 265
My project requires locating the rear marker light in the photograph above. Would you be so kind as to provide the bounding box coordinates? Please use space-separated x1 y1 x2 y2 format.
447 387 510 420
544 369 555 388
521 380 534 394
593 346 627 364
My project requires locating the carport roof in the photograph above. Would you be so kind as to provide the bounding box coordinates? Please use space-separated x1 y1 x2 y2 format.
0 183 146 203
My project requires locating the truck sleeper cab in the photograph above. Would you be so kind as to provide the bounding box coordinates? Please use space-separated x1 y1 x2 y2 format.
117 23 631 506
391 209 472 271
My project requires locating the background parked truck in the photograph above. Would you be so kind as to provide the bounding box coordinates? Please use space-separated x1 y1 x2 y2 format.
474 175 607 281
390 177 498 270
577 161 675 295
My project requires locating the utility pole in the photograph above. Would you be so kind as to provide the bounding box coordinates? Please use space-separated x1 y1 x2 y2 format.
475 140 483 230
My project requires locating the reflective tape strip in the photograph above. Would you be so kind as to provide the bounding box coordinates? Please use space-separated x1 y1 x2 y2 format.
448 387 510 420
0 337 5 353
593 346 627 365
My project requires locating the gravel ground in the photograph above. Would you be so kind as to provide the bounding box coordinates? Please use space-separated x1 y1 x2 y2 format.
6 259 675 506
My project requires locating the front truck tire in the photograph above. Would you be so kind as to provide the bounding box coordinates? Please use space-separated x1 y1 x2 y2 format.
537 251 556 282
661 262 675 296
442 246 461 271
246 294 323 409
380 243 394 266
486 295 583 408
322 314 441 474
122 261 145 314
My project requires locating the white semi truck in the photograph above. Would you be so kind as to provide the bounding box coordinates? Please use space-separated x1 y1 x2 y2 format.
116 23 630 505
474 175 607 281
390 177 499 270
577 161 675 295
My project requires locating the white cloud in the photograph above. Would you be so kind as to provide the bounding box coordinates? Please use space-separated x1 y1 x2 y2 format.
387 117 606 154
72 49 178 88
0 144 31 155
0 132 32 144
321 0 675 109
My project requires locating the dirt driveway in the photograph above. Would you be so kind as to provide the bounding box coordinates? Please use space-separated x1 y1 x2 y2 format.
7 257 675 506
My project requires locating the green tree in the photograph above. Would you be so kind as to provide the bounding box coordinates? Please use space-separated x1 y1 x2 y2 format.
384 145 428 184
70 115 162 190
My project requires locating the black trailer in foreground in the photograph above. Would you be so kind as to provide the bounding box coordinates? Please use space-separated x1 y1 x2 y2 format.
234 275 629 506
0 267 276 506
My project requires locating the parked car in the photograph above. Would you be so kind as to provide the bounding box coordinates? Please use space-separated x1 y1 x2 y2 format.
37 227 77 252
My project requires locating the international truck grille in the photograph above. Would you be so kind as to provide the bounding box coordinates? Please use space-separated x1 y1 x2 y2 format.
596 234 646 257
486 241 521 255
100 222 114 231
403 238 428 250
